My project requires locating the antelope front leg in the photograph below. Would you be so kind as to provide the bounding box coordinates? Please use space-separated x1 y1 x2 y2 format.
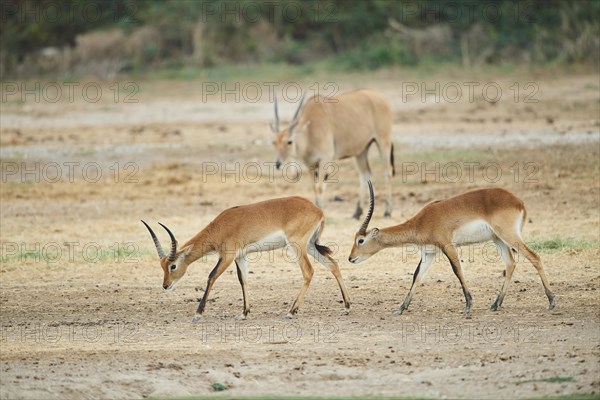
192 256 232 323
394 252 434 315
443 246 473 315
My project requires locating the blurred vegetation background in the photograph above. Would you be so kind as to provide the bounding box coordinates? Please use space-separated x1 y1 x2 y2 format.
1 0 599 79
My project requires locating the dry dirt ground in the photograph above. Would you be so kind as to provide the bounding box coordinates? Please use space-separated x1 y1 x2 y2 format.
0 69 599 399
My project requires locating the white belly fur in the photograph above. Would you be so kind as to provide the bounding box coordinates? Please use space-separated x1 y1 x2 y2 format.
237 230 288 257
451 220 494 246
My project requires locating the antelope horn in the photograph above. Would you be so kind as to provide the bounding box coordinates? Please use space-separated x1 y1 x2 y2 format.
288 91 306 132
292 90 306 121
158 222 178 261
141 220 165 259
271 88 280 132
358 180 375 235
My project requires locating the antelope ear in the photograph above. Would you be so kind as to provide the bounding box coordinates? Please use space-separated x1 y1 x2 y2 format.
181 244 194 256
370 228 380 238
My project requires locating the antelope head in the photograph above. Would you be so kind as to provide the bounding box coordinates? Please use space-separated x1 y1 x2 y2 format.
348 181 381 263
270 89 308 169
142 221 194 290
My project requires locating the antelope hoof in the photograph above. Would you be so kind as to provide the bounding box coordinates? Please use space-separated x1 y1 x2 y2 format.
234 314 247 321
392 308 405 316
490 299 500 311
548 293 556 310
462 307 472 316
283 313 294 320
340 308 350 316
191 315 202 324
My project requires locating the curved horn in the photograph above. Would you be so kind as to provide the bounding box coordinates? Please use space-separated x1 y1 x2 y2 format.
292 90 306 121
358 180 375 235
289 91 306 132
271 88 280 132
158 222 178 261
141 220 165 259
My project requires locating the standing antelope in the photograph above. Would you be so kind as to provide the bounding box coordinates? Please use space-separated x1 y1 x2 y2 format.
270 89 395 219
142 197 350 321
348 181 556 315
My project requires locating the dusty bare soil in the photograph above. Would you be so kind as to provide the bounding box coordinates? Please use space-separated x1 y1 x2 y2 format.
1 70 599 399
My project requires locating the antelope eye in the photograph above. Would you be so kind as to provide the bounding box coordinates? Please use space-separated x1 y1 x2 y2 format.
170 264 176 271
358 238 365 245
287 140 293 145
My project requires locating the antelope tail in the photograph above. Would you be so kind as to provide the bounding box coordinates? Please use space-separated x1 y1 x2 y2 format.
390 143 396 177
315 243 333 256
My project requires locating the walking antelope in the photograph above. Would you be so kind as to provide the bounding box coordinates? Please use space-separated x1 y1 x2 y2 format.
142 197 350 321
348 181 556 315
270 89 395 219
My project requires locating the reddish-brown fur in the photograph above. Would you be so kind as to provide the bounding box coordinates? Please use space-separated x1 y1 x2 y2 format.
144 197 350 321
349 184 555 315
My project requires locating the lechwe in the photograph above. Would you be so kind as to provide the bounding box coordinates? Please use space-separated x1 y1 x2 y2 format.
142 197 350 321
270 89 395 219
348 181 556 315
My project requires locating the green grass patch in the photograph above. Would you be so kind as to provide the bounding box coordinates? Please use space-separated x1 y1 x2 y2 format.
517 376 576 385
0 245 153 265
210 382 228 392
73 147 97 157
135 62 318 82
130 57 546 84
402 148 494 164
333 41 417 71
0 181 35 190
145 394 598 400
526 394 599 400
528 237 598 254
0 152 26 163
147 397 433 400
